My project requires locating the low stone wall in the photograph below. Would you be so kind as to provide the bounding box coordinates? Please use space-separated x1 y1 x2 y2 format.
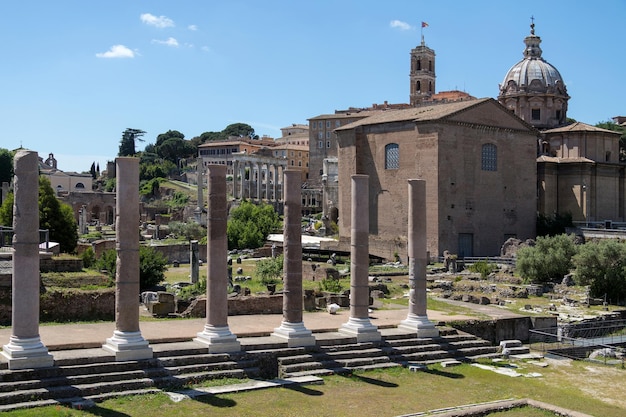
40 258 83 273
447 316 557 344
0 288 115 325
181 295 283 318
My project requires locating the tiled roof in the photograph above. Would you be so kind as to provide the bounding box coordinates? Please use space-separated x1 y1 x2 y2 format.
543 122 621 135
335 98 489 130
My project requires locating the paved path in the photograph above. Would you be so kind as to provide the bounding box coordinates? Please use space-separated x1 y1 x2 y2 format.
0 306 480 351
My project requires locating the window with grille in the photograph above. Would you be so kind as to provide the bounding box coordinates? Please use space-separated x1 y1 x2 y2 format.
385 143 399 169
481 143 497 171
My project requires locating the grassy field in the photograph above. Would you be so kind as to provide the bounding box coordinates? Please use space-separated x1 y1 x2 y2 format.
3 359 624 416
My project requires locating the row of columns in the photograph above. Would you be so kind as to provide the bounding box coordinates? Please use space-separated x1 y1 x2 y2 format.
1 153 436 369
232 159 284 202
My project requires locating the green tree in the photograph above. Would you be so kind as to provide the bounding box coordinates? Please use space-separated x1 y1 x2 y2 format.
96 246 167 290
0 192 13 226
573 239 626 302
118 128 146 156
256 254 284 285
1 178 79 253
0 148 13 185
39 177 78 253
168 221 205 241
516 234 578 284
222 123 258 139
227 200 280 250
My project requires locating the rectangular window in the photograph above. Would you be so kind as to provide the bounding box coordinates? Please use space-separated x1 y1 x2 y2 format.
531 108 541 120
481 143 497 171
318 141 323 148
326 141 331 148
335 120 341 127
318 132 323 140
318 121 323 129
385 143 399 169
326 131 331 139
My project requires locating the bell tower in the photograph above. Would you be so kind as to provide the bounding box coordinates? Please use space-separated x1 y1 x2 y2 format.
410 38 436 106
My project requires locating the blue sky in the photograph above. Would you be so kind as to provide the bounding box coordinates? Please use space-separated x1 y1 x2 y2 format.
1 1 623 173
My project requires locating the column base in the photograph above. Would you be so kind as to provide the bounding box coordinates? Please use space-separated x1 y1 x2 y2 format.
1 336 54 370
271 321 316 347
339 317 381 342
398 314 440 338
195 325 241 353
102 330 153 361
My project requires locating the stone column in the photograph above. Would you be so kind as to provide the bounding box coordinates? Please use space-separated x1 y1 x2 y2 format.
265 164 271 201
233 160 239 199
272 170 315 347
256 162 262 201
195 164 240 353
197 160 204 210
399 179 439 336
247 162 252 199
1 150 54 370
190 240 199 284
103 157 153 361
273 165 278 201
340 174 381 342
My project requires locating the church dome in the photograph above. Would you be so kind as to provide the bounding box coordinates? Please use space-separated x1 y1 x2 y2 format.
498 21 569 129
499 23 567 96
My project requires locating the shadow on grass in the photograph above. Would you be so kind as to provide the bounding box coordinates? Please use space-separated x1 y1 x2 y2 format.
340 373 399 388
423 368 465 379
283 384 324 396
192 394 237 408
67 405 131 417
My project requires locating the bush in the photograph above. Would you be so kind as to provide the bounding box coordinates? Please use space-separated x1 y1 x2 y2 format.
319 278 343 293
516 234 578 284
468 260 497 279
95 246 167 291
256 255 284 285
82 247 96 269
573 239 626 302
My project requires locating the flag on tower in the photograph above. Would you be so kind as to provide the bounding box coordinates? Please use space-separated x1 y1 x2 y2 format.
421 21 429 28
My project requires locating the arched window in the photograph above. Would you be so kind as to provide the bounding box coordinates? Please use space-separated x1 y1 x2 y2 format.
75 182 85 189
481 144 497 171
429 81 433 92
416 81 421 92
416 59 421 70
385 143 399 169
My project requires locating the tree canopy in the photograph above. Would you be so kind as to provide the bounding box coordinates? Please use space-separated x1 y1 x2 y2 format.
118 128 146 156
0 177 78 253
227 200 280 250
0 148 13 185
573 239 626 302
516 234 577 284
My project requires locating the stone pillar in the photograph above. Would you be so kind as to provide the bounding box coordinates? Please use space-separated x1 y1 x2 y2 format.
197 160 204 210
190 240 199 284
195 165 240 353
103 157 153 361
340 175 381 342
247 162 252 199
265 164 271 201
273 165 279 201
272 170 315 347
233 160 239 199
256 162 262 201
2 150 54 370
399 179 438 337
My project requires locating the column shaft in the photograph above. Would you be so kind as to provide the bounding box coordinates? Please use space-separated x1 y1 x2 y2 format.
103 157 153 360
195 164 240 352
399 179 438 336
2 150 53 369
340 174 380 342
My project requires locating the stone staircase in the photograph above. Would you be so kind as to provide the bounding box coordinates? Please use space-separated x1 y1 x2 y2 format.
0 327 500 411
0 342 263 412
279 327 500 377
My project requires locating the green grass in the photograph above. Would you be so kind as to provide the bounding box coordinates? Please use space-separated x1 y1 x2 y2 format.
3 361 624 416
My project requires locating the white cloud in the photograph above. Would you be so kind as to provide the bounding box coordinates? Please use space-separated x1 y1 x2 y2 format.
188 24 198 31
152 37 179 47
140 13 174 28
201 46 211 53
390 20 412 31
96 45 135 58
